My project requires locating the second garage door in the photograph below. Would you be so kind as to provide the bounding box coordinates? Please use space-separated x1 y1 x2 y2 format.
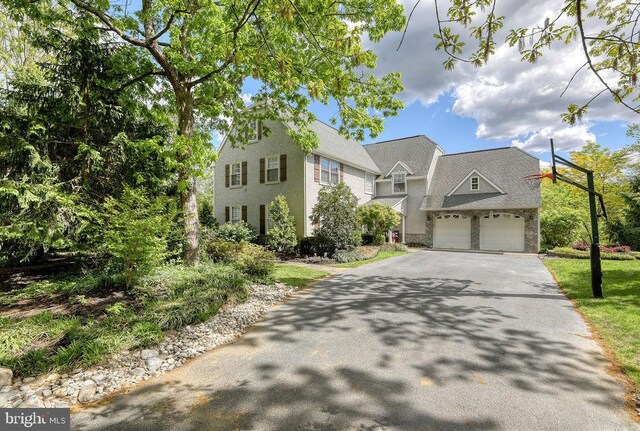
480 213 525 252
434 214 471 249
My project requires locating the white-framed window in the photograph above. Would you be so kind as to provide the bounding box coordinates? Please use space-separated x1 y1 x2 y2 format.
230 162 241 187
320 157 340 185
231 206 241 224
248 121 258 142
392 172 406 194
266 155 280 183
470 176 479 191
365 172 374 194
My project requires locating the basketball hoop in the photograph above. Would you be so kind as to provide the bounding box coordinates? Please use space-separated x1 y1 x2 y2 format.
523 173 555 190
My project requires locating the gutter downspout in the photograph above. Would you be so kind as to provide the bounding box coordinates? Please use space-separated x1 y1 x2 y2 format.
303 152 307 237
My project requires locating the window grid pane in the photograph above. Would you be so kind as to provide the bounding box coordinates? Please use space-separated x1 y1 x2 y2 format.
231 163 241 186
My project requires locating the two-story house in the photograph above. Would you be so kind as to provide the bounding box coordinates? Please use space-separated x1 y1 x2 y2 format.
214 118 541 253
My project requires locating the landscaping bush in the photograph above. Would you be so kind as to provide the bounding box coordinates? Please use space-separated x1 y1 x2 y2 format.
214 221 256 243
540 210 580 250
299 236 334 257
310 183 361 254
379 243 409 252
570 242 632 253
334 246 379 263
103 188 175 289
548 247 636 260
362 233 385 246
357 203 400 245
204 239 275 279
266 195 298 255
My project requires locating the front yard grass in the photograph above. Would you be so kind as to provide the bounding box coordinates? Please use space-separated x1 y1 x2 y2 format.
544 258 640 389
331 250 408 268
273 264 329 288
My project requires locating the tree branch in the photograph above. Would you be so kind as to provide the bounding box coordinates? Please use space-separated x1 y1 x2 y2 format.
68 0 147 47
575 0 640 113
114 70 166 93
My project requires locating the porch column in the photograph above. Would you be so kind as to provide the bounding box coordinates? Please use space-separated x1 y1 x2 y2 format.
402 215 406 243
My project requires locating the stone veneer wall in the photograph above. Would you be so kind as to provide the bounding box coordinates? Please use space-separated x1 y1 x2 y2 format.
424 208 539 253
404 233 427 245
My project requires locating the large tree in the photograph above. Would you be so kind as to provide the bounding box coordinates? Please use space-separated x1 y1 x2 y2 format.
5 0 407 264
0 18 175 262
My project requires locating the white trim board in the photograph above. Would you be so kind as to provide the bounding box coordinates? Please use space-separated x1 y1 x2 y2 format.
446 169 505 196
385 161 414 177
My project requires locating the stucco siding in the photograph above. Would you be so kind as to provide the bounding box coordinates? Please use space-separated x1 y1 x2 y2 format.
450 174 500 195
405 179 426 235
376 181 391 196
303 153 375 236
214 121 306 237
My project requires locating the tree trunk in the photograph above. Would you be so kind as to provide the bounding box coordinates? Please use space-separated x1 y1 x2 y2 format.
176 87 200 265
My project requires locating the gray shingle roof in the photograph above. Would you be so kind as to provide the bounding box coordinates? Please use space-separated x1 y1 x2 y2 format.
298 120 381 174
363 136 439 177
364 196 407 208
421 147 541 210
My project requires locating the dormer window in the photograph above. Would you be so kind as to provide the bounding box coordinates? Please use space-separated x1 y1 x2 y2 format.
470 176 479 191
393 172 406 194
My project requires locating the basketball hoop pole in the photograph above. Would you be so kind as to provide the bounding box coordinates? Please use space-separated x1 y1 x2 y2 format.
549 138 605 298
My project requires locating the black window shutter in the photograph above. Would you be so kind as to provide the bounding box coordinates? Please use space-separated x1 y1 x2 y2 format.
260 205 266 235
225 164 230 188
242 161 247 185
242 205 248 222
260 158 265 184
225 206 230 222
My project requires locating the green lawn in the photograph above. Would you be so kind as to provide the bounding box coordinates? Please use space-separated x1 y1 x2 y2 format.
544 258 640 389
331 250 408 268
273 264 330 288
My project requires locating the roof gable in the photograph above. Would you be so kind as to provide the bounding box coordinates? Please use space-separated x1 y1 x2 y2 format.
386 161 414 177
447 169 505 196
364 136 440 177
421 147 541 211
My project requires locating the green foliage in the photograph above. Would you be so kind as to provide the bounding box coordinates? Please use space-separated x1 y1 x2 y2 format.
103 188 176 288
0 20 175 263
362 233 386 246
298 236 335 257
204 239 275 280
548 247 636 260
214 221 256 243
540 209 580 250
198 199 217 229
266 195 298 255
139 263 248 330
357 203 400 243
0 261 248 376
379 243 409 252
334 246 379 263
310 183 361 254
607 220 640 251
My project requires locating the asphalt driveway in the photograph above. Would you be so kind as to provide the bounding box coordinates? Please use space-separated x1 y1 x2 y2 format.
72 251 638 430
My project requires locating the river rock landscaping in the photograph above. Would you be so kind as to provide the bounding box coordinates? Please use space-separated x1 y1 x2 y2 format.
0 283 295 408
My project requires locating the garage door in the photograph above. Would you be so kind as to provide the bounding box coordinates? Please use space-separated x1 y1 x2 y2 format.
480 213 525 252
434 214 471 249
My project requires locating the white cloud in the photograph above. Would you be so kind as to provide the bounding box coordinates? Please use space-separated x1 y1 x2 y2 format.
368 0 634 152
240 93 253 104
